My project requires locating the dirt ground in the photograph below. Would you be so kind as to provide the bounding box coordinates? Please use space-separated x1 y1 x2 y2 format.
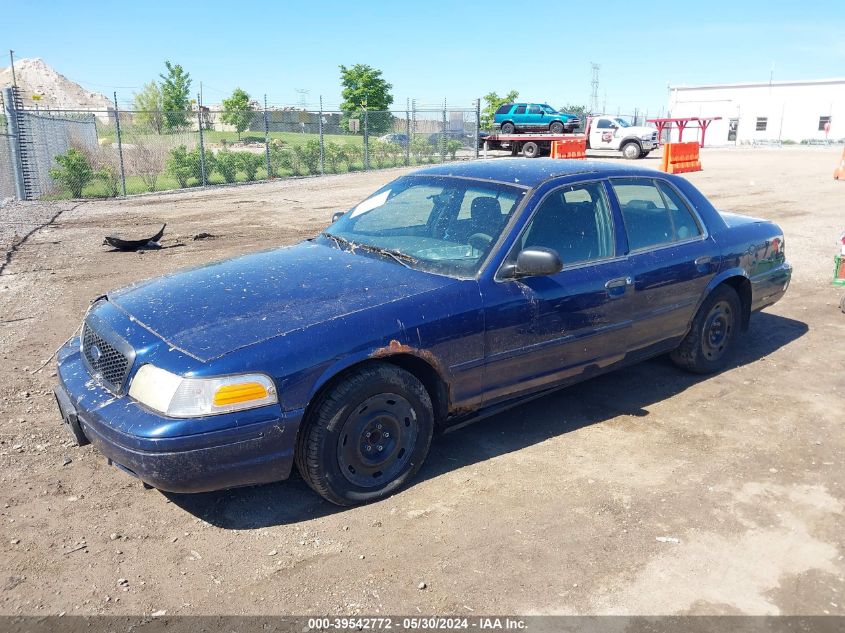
0 147 843 617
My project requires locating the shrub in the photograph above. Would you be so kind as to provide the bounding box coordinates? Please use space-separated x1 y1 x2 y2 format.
343 144 363 171
216 149 239 183
324 142 343 173
372 141 389 168
446 139 462 160
410 136 431 164
293 139 321 175
237 152 264 181
50 148 95 198
167 145 192 187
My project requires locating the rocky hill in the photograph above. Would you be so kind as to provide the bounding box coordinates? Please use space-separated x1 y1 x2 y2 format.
0 58 113 113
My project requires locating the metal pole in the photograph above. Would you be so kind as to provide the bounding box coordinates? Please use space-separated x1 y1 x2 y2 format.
8 51 16 88
474 98 480 160
363 103 369 171
441 99 447 162
197 92 206 186
3 87 25 200
113 92 127 196
318 95 324 175
405 98 410 167
263 94 271 178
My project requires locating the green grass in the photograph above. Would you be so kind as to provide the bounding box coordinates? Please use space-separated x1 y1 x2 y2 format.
96 127 366 148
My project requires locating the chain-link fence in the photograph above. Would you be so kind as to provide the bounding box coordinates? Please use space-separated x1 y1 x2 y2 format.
1 91 482 200
0 93 15 202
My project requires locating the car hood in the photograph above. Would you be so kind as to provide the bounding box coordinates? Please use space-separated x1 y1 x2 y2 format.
108 241 456 362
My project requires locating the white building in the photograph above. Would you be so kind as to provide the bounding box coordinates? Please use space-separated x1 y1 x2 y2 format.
666 78 845 146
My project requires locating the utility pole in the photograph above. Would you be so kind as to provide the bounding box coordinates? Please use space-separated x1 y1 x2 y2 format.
9 50 17 87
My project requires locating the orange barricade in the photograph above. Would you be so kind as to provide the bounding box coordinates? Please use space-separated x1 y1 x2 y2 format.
551 137 586 159
834 147 845 180
661 142 702 174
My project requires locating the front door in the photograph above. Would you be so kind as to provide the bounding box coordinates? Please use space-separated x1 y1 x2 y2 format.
480 180 634 405
590 117 616 149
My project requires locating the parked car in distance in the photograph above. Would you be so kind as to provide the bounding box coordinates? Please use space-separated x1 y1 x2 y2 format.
55 160 791 506
494 103 580 134
378 133 409 147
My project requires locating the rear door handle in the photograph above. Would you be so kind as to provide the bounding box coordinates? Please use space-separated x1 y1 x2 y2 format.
605 276 633 289
695 256 713 271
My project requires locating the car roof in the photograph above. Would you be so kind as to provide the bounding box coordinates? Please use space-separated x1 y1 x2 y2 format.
413 159 662 188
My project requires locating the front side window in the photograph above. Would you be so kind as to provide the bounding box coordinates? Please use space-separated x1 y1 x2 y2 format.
596 119 612 129
611 178 702 251
528 105 542 114
517 182 615 267
327 175 526 278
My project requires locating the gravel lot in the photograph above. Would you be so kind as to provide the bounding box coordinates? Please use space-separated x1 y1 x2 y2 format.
0 148 842 617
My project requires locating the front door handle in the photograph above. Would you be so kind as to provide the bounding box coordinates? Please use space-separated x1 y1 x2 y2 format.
605 276 633 289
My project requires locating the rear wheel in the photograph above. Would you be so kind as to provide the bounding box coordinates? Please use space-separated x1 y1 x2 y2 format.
549 121 564 134
621 141 642 159
522 141 540 158
296 363 434 506
671 285 741 374
501 122 515 134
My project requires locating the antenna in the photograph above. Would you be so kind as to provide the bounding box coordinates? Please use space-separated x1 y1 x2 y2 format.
590 62 600 114
295 88 310 108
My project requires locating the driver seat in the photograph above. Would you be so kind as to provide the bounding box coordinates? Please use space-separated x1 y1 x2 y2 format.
469 197 502 235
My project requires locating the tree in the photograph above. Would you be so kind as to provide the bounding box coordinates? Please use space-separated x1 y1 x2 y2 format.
160 61 192 131
339 64 394 135
558 103 589 132
133 81 164 134
50 148 94 197
221 88 253 140
480 90 519 130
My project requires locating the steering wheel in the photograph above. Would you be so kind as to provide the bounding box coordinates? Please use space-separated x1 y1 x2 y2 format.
468 233 494 251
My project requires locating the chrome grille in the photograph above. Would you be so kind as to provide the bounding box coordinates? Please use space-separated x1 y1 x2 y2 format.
82 322 131 392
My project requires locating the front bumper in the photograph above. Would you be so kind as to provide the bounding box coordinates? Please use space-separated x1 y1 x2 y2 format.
55 338 303 493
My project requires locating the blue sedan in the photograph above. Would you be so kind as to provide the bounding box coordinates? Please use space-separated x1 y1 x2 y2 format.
54 160 792 505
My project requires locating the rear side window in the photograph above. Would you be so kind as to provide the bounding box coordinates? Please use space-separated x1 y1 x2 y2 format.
610 178 702 250
514 105 526 114
495 104 511 115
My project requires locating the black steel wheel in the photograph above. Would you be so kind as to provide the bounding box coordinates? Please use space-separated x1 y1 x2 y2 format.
296 362 434 506
522 142 540 158
671 285 741 374
549 121 564 134
501 122 515 134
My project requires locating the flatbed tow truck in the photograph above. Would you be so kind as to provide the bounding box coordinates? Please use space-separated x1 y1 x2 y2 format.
482 132 585 158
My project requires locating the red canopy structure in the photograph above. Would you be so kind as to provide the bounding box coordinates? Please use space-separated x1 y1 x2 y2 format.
647 117 722 148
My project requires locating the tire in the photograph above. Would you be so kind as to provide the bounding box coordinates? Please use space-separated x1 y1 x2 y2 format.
640 151 650 158
295 362 434 506
522 141 540 158
621 142 642 159
501 122 515 134
549 121 564 134
840 294 845 314
670 285 741 374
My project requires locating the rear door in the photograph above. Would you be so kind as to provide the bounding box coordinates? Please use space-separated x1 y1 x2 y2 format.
608 177 720 354
511 104 528 130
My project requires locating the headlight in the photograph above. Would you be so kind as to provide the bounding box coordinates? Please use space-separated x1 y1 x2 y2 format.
641 134 653 141
128 364 277 417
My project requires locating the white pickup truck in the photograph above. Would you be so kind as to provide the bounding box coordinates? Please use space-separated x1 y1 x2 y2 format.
585 116 659 159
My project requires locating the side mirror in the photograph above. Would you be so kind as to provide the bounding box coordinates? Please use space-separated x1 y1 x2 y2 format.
514 247 563 277
331 210 346 223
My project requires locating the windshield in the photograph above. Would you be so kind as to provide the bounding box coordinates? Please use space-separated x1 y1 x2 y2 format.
323 175 527 278
613 118 631 128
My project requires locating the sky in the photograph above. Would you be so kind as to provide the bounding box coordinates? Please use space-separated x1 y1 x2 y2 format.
2 0 843 115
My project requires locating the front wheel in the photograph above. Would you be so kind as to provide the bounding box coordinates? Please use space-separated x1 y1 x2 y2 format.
670 285 741 374
549 121 564 134
296 363 434 506
640 151 650 158
621 142 642 159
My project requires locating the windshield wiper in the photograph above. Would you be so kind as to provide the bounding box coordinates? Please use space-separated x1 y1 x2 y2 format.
321 232 417 268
